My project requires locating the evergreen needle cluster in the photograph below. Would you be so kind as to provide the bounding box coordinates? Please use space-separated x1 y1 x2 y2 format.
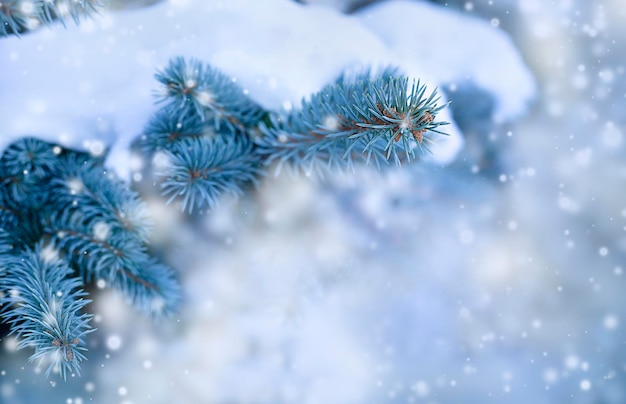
0 55 447 379
0 138 180 379
134 57 447 213
0 0 100 37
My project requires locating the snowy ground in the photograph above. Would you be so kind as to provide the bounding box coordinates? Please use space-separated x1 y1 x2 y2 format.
1 0 625 403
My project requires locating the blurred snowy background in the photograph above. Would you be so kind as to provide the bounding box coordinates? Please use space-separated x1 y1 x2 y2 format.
1 0 625 403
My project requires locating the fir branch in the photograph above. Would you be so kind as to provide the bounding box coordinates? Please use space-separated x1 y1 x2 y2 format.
133 106 214 158
134 101 263 213
0 138 60 213
41 155 180 316
0 136 181 316
0 161 48 210
256 71 448 173
154 57 267 132
0 137 60 178
137 58 448 212
0 0 101 37
45 209 150 283
45 214 180 317
0 51 450 381
0 245 93 379
48 155 153 243
158 135 262 213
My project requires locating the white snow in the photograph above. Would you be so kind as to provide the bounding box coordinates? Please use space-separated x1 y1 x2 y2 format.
357 0 536 123
0 3 549 401
0 0 534 177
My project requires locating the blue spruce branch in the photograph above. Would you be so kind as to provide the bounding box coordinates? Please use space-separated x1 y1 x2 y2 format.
158 136 262 213
1 54 448 379
134 106 210 156
134 58 448 212
256 71 447 173
0 137 180 378
43 154 180 316
154 57 267 132
0 243 93 379
134 102 263 213
0 0 101 37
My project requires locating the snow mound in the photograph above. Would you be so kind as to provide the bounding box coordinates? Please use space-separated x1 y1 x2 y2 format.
357 0 536 123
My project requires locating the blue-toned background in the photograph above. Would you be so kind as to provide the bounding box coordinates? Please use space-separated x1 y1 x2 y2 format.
1 0 624 402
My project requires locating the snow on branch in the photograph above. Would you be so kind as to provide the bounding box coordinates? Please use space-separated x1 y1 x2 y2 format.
135 57 448 213
0 137 180 378
0 56 448 378
256 69 448 173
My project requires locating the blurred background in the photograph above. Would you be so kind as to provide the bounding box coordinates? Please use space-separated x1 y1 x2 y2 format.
1 0 625 403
